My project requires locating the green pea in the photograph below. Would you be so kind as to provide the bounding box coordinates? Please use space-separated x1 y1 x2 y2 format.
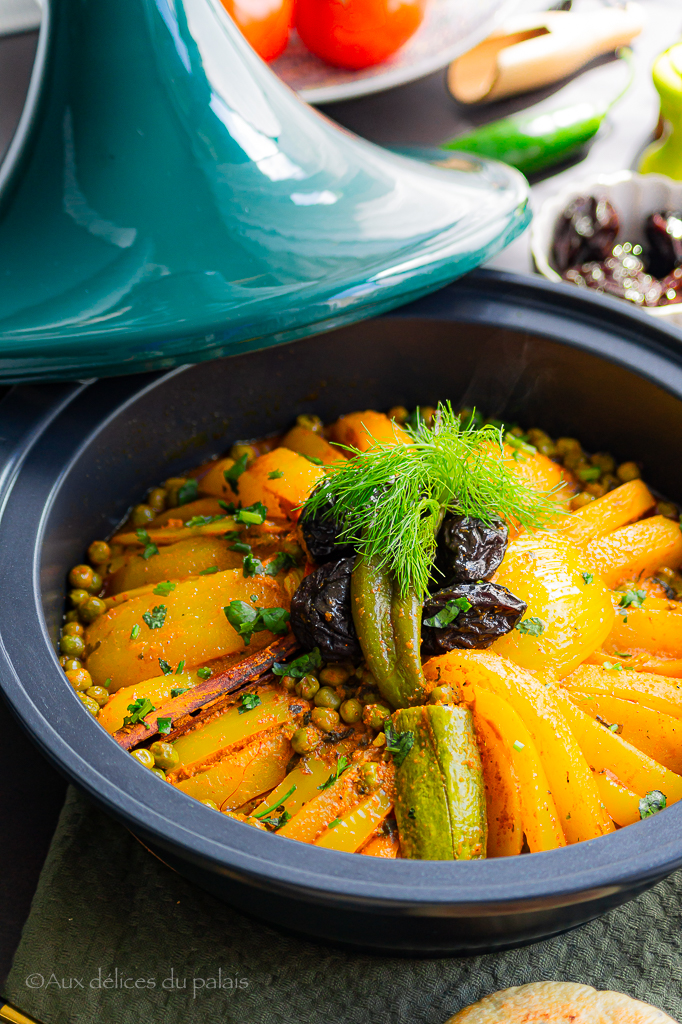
295 413 324 433
88 571 103 595
164 477 188 508
590 452 615 475
64 609 80 624
314 686 341 710
339 698 362 725
202 798 219 810
362 703 391 730
61 657 82 672
130 504 156 527
296 675 320 701
78 692 100 716
62 621 84 638
87 540 111 565
149 740 180 771
69 564 95 590
429 685 456 705
229 443 258 465
617 461 641 483
281 674 297 693
151 768 167 781
66 668 92 691
319 665 350 686
69 588 90 608
60 634 85 657
80 596 107 623
310 707 340 732
131 748 155 770
146 488 167 513
359 762 380 793
86 685 109 707
291 726 321 754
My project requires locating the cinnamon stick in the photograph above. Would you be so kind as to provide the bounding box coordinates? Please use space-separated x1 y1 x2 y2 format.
113 633 299 750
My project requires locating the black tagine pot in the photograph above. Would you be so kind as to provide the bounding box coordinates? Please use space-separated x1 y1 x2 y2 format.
2 269 682 957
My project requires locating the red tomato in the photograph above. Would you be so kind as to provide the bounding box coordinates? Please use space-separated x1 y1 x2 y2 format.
221 0 294 63
296 0 427 70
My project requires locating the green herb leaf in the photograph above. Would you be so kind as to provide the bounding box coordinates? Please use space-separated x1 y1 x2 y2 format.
253 784 297 820
218 500 238 514
303 453 324 466
186 514 225 528
242 554 264 578
224 454 249 494
136 528 159 560
639 790 667 819
229 541 252 554
259 607 290 635
153 581 176 596
104 678 112 689
619 589 646 610
158 658 172 675
516 617 545 637
236 501 268 526
407 808 416 820
142 605 167 630
143 543 159 560
265 551 296 576
130 624 140 640
157 717 172 735
176 660 185 674
327 817 342 829
170 687 188 698
301 401 560 599
196 667 212 680
199 566 219 575
581 572 594 585
239 692 262 715
423 596 472 628
123 697 156 729
268 469 284 479
318 755 350 791
384 722 414 768
272 648 323 678
135 528 151 545
177 479 199 505
224 601 289 645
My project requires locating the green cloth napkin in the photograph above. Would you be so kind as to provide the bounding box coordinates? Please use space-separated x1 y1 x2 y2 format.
5 787 682 1024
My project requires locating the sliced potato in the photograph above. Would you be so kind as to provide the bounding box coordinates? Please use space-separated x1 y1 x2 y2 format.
328 411 410 451
174 729 292 809
563 664 682 719
585 515 682 587
558 479 655 547
108 536 243 594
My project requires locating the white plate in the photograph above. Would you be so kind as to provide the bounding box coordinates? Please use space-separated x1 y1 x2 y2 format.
271 0 519 104
531 170 682 330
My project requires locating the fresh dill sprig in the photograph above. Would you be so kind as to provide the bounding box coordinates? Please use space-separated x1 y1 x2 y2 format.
303 402 560 599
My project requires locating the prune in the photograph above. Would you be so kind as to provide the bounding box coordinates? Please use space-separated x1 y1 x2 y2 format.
433 514 508 587
552 196 619 274
563 247 662 306
421 582 526 656
298 486 355 564
290 558 362 660
645 211 682 279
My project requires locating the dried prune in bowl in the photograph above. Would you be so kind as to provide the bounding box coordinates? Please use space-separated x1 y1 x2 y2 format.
290 557 362 660
298 485 355 564
421 581 526 656
645 211 682 279
552 196 619 274
433 514 508 587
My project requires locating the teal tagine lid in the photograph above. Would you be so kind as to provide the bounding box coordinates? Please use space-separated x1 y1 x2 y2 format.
0 0 530 382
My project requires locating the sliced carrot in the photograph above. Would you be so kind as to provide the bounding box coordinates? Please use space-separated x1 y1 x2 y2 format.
585 515 682 588
361 832 400 858
278 757 388 843
328 411 410 451
281 425 346 465
150 496 227 526
237 447 325 520
197 459 240 500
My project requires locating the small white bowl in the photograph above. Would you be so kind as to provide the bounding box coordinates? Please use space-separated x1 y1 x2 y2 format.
531 170 682 328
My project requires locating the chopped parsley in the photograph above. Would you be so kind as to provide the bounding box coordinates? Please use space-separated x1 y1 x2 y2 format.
235 501 268 526
177 479 199 505
268 470 284 480
384 722 414 768
199 566 219 575
218 500 238 514
135 528 158 560
272 647 322 678
143 604 167 630
186 514 225 528
223 453 249 493
639 790 667 819
123 697 156 729
242 554 264 578
104 678 112 689
170 687 188 698
619 589 646 610
327 817 342 829
265 551 297 576
239 692 262 715
196 667 212 680
512 740 525 752
224 600 290 645
130 623 140 640
318 756 350 791
157 717 172 735
303 453 324 466
176 660 185 674
158 659 173 675
581 572 594 585
423 596 472 629
153 581 176 596
516 616 545 637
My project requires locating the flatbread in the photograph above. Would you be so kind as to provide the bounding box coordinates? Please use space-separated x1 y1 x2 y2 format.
446 981 677 1024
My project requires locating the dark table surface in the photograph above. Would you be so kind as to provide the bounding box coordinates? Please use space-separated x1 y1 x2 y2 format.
1 0 681 991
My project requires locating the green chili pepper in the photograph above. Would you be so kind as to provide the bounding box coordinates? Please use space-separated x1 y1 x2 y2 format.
392 704 486 860
350 554 426 709
439 48 634 177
